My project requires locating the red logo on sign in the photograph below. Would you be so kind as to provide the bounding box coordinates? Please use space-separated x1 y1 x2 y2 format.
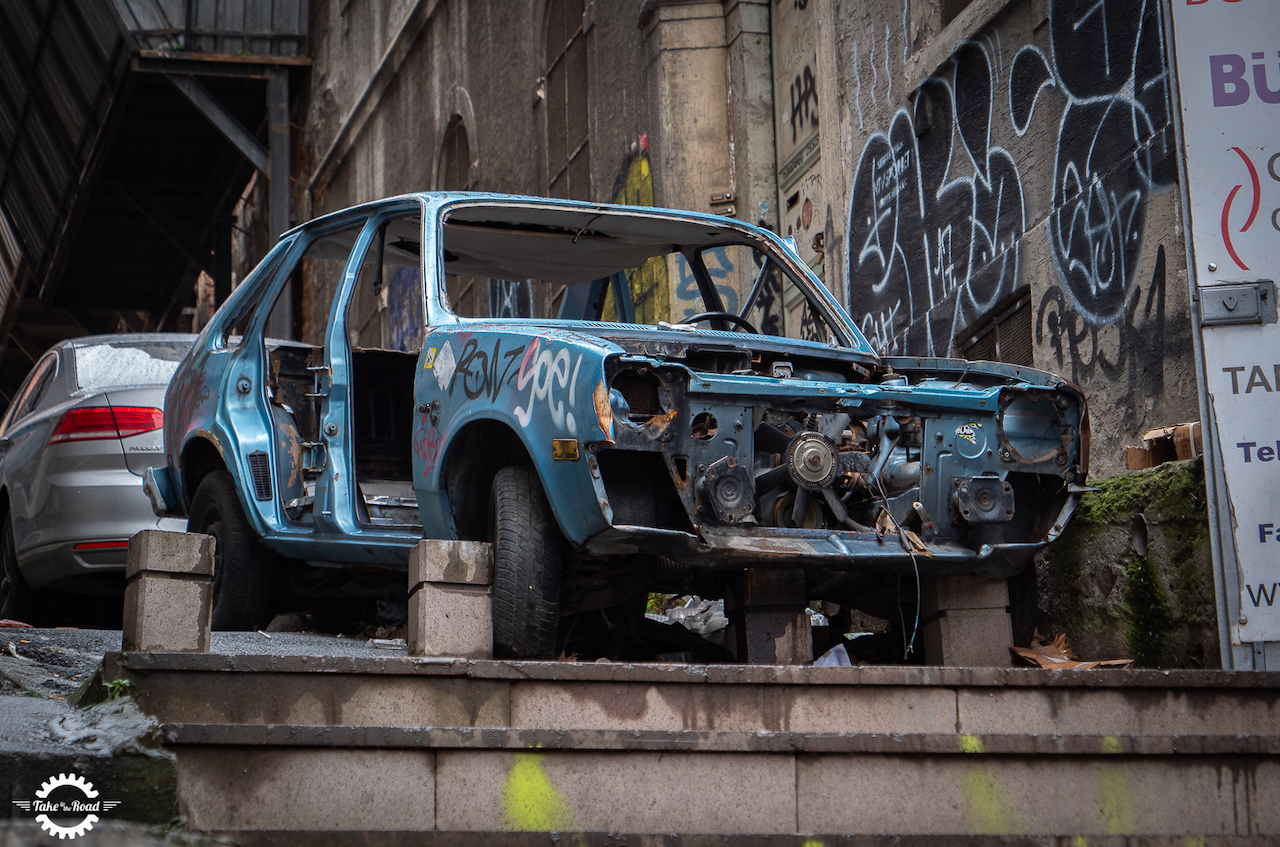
1221 147 1260 271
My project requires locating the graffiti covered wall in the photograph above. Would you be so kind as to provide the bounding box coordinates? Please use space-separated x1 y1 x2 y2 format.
827 0 1199 474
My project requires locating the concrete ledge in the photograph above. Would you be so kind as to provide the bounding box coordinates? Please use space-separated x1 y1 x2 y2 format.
161 724 1280 756
109 650 1280 689
165 743 1280 836
215 833 1280 846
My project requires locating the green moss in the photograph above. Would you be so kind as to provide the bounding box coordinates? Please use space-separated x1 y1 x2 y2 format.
1074 458 1206 526
1124 552 1173 667
1037 456 1218 669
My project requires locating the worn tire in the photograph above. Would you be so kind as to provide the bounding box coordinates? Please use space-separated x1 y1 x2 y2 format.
490 466 563 660
188 470 275 630
0 518 37 624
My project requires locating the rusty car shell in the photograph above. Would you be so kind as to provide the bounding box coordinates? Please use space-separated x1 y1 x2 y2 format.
149 192 1089 593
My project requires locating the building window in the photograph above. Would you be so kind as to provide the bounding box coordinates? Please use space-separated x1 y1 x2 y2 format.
439 118 472 191
544 0 590 199
960 289 1033 366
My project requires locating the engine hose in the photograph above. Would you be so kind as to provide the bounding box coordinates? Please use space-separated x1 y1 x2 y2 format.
866 416 901 487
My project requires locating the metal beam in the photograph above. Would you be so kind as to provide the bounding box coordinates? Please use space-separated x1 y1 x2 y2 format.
266 67 292 338
107 181 213 276
166 73 270 174
268 68 290 240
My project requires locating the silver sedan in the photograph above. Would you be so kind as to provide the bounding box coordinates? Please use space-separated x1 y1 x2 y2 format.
0 333 193 623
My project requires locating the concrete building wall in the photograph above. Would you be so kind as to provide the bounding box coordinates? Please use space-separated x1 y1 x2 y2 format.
277 0 1201 476
816 0 1200 476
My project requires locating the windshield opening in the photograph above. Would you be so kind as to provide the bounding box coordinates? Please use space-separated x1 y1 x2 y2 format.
439 206 858 349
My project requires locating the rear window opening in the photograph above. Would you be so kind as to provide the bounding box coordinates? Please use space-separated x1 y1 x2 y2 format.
72 341 190 391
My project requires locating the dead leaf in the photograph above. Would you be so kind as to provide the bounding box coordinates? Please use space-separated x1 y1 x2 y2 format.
1011 630 1132 669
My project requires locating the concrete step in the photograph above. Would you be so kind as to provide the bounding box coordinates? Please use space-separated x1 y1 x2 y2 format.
103 644 1280 840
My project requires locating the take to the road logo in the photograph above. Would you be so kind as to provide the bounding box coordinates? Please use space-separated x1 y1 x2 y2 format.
11 772 120 839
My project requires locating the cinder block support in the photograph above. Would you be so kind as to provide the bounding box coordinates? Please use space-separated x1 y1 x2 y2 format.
123 530 214 653
407 540 493 659
726 569 813 665
920 575 1011 667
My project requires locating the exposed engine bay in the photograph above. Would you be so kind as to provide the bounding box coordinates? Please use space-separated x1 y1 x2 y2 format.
592 341 1087 582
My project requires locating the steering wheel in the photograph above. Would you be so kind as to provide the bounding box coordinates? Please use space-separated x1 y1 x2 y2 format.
682 311 759 334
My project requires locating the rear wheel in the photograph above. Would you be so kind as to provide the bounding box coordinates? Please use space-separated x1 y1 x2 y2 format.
490 466 562 659
0 518 37 624
188 470 275 630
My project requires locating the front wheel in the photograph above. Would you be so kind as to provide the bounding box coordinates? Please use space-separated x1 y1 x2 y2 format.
188 470 275 630
490 466 563 659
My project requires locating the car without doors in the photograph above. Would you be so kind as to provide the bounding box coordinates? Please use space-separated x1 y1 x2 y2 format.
148 193 1088 657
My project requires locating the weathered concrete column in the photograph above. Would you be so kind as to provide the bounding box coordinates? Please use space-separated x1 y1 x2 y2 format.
123 530 214 653
641 0 732 215
407 540 493 659
726 569 813 664
920 575 1011 666
723 0 778 232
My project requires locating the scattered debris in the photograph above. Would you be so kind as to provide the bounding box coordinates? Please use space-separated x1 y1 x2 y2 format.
873 509 933 556
814 643 853 667
0 631 112 698
0 618 33 628
368 637 407 650
1124 422 1202 470
645 596 728 643
1010 630 1133 669
360 623 406 640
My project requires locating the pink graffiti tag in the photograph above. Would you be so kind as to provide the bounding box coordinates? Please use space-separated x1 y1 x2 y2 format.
413 419 444 475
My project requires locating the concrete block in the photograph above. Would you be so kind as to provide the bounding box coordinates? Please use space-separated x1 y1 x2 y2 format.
123 531 214 653
921 575 1009 614
922 608 1012 667
409 539 492 586
408 582 492 659
436 750 795 833
125 530 215 579
510 680 957 734
176 748 434 830
740 608 813 664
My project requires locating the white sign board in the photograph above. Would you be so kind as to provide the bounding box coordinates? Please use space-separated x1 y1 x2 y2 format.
1170 0 1280 643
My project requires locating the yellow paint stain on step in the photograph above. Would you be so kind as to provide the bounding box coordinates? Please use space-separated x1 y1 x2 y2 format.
960 765 1018 834
957 734 1020 833
1101 735 1123 754
1099 766 1137 834
503 753 576 831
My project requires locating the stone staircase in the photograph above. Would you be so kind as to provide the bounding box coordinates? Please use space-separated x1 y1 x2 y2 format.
104 644 1280 841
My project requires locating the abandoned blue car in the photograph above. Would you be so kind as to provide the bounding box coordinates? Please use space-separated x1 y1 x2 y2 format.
147 192 1088 657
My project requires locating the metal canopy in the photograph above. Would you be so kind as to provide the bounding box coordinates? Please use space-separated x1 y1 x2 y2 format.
0 0 308 403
